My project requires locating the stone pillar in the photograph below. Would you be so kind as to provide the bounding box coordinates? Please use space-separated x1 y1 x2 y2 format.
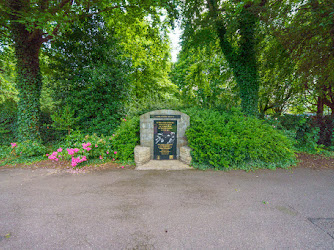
180 146 192 165
134 146 150 166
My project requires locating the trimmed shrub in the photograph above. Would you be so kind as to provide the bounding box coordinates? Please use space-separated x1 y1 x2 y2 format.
112 117 140 162
184 107 296 170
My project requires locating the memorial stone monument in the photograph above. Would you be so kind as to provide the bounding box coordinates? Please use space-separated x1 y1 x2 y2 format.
134 110 192 166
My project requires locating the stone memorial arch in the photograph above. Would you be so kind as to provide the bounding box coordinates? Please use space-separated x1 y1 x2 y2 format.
134 110 192 166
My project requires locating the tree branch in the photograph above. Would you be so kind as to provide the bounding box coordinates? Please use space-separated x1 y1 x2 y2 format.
41 23 60 43
49 0 74 15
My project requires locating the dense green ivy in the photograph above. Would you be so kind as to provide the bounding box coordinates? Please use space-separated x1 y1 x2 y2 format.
12 20 43 142
184 107 296 170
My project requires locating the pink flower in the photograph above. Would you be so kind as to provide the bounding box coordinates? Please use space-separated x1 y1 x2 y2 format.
57 147 63 152
74 148 79 153
67 148 75 155
95 144 98 148
121 166 124 169
48 151 59 162
114 151 117 154
10 143 17 148
112 158 115 161
106 151 109 154
70 156 88 167
86 147 91 151
123 119 127 121
82 142 92 149
99 155 103 160
71 156 81 167
112 134 115 137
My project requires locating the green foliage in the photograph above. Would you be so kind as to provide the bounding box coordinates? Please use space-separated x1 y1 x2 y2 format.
51 105 78 135
0 100 17 146
126 94 187 117
257 33 301 115
1 0 179 143
48 16 131 136
109 17 178 101
112 117 140 162
171 42 238 109
183 107 296 170
181 0 262 116
0 145 11 160
267 0 334 116
0 46 17 104
266 114 323 153
44 116 139 165
47 132 115 162
295 119 320 153
14 140 47 157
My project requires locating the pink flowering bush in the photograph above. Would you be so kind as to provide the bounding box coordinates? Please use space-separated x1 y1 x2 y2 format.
47 133 118 168
46 116 136 168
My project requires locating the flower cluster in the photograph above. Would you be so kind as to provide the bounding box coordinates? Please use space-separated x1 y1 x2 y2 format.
82 142 92 151
47 148 62 161
11 143 17 148
67 148 79 155
71 156 87 167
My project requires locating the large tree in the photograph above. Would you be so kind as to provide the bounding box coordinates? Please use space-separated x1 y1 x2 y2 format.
265 0 334 116
0 0 178 141
181 0 267 116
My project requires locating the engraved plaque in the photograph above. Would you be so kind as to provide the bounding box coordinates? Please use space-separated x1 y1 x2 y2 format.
154 120 177 160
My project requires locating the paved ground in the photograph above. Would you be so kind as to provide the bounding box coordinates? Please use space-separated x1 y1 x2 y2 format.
0 167 334 249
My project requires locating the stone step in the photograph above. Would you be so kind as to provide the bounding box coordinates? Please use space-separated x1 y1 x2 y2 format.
135 160 193 170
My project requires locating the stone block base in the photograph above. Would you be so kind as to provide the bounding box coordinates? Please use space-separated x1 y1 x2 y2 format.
134 146 151 166
180 146 192 165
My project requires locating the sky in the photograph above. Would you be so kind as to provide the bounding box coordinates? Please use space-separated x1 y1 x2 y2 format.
169 25 182 62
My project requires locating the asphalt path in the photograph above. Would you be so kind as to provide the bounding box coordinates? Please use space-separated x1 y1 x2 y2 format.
0 167 334 249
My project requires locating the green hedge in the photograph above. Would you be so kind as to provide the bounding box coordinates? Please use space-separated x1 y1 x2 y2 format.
1 107 298 170
112 116 140 162
183 107 296 170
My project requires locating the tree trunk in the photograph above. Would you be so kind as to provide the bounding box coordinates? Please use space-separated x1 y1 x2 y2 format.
214 6 259 116
11 21 43 141
235 8 259 117
315 96 326 145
